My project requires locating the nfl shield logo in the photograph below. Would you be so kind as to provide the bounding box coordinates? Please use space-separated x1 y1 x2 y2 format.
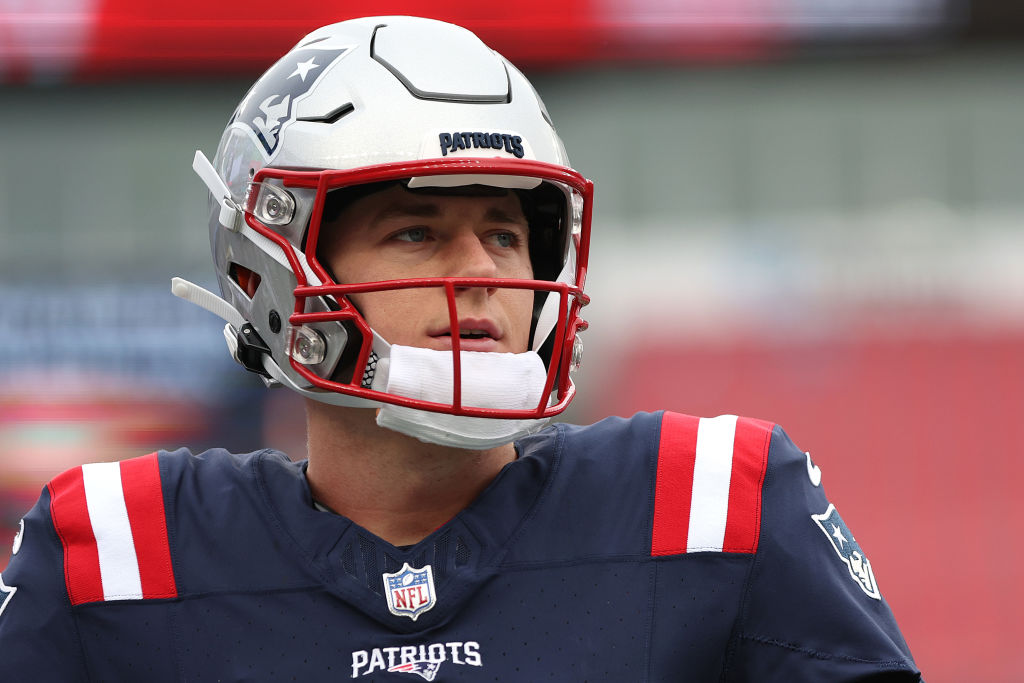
383 563 436 621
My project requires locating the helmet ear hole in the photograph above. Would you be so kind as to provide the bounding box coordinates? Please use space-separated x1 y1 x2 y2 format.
327 318 367 385
229 263 262 299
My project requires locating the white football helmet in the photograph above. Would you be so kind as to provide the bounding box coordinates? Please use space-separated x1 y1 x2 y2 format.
178 16 593 448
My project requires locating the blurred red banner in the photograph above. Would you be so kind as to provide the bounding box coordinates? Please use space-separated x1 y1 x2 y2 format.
0 0 956 83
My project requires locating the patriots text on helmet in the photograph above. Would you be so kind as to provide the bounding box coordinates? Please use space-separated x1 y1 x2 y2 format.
439 132 525 158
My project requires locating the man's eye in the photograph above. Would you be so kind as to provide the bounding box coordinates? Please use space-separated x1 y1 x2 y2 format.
394 227 427 243
491 232 519 248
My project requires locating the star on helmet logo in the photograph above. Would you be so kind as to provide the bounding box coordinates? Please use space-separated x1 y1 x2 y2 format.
289 57 321 82
233 46 351 158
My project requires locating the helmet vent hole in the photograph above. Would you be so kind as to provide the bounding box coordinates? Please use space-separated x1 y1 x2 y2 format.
297 102 355 124
229 262 262 299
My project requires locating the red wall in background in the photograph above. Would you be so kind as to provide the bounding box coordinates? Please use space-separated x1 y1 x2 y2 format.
590 321 1024 682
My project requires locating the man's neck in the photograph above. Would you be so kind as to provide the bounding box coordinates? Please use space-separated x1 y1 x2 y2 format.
303 400 517 547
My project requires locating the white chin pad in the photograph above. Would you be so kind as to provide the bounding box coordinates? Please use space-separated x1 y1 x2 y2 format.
375 345 551 449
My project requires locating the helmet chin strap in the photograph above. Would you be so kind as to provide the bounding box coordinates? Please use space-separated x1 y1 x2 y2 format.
171 277 551 449
370 344 552 450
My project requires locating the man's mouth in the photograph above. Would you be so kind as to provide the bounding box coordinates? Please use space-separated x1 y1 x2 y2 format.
454 329 491 340
429 319 501 344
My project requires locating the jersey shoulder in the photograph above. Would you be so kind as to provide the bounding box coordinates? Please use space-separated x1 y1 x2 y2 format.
41 448 300 606
648 412 776 556
725 422 922 677
646 412 853 559
575 413 919 676
45 451 178 605
509 411 781 562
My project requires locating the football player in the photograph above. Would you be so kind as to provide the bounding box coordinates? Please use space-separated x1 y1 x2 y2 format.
0 16 921 681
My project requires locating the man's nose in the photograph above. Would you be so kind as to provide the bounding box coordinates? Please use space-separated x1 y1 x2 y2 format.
446 232 499 296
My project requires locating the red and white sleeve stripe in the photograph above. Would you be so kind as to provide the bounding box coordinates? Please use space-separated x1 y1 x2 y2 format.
651 413 774 557
48 453 177 606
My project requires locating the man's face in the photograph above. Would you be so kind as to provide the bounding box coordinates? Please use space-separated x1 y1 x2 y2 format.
320 184 535 353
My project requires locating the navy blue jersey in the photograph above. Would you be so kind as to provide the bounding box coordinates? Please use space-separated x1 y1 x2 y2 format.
0 412 920 681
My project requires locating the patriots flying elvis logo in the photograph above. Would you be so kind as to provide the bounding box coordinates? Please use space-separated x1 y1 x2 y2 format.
812 503 881 600
232 46 350 158
388 659 443 681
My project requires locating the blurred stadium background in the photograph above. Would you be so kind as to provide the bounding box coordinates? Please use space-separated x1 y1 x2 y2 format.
2 1 1022 680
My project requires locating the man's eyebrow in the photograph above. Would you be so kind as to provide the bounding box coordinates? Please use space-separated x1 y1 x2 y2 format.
370 202 440 226
483 206 528 225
